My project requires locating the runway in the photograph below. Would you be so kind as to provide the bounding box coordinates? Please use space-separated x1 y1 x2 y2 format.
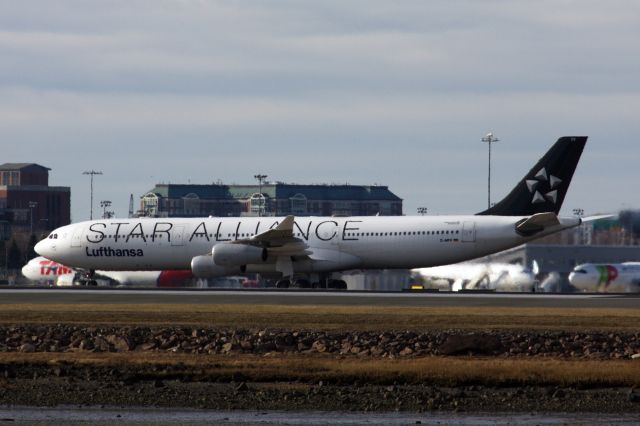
0 288 638 309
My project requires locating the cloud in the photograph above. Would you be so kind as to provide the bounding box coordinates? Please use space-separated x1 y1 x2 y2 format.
0 1 638 219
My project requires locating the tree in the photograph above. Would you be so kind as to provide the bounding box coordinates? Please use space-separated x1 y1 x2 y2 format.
7 240 22 270
26 234 38 262
0 239 5 268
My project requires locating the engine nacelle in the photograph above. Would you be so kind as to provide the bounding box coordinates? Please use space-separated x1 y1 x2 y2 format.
212 243 267 267
191 255 239 278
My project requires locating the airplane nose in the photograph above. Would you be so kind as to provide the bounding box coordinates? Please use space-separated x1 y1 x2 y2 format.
34 239 52 257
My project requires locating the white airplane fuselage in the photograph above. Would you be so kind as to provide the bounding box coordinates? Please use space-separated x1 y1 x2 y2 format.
569 262 640 293
36 215 580 275
413 262 536 292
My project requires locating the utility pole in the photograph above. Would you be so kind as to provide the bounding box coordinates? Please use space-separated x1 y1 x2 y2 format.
481 132 499 209
254 174 268 217
83 170 103 220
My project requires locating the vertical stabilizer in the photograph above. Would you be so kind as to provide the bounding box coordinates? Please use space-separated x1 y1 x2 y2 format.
477 136 587 216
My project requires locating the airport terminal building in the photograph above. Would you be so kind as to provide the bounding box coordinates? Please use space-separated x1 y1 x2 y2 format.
140 182 403 218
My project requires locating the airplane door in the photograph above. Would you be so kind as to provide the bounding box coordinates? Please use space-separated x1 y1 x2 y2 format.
171 225 185 246
461 222 476 243
70 225 85 248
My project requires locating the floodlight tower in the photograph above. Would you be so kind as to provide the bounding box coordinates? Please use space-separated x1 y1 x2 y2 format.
83 170 103 220
481 132 499 209
254 174 268 217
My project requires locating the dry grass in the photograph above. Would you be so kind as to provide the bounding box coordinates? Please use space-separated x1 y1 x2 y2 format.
0 303 639 331
2 351 639 387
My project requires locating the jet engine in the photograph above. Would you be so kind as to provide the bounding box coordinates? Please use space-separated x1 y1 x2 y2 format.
212 243 267 267
191 255 240 278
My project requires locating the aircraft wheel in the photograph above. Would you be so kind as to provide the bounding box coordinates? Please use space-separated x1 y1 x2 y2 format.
328 279 347 290
88 280 98 287
275 279 290 289
293 278 311 288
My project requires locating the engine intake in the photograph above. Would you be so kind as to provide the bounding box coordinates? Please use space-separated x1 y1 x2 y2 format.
191 255 239 278
212 243 267 267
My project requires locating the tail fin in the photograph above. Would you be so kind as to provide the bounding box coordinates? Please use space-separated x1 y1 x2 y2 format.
477 136 587 216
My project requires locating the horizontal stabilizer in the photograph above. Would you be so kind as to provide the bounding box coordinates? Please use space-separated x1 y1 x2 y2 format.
515 212 559 236
581 214 617 223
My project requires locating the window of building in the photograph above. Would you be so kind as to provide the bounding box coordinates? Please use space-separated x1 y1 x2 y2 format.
289 193 307 215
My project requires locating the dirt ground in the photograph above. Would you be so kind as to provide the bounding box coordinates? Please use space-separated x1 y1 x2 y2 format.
1 303 640 412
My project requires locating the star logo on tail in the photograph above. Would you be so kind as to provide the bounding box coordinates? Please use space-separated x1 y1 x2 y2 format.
526 167 562 205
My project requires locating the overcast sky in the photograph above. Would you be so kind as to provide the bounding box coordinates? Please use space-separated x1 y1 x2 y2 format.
1 1 639 221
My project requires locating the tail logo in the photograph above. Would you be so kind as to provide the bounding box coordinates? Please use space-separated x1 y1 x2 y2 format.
596 265 618 290
526 167 562 205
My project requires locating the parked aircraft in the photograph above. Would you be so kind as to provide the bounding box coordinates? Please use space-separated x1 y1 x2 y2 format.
21 256 194 287
568 262 640 292
35 136 588 288
413 261 537 292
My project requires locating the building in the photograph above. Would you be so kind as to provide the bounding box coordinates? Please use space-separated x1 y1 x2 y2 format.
0 163 71 239
140 182 403 218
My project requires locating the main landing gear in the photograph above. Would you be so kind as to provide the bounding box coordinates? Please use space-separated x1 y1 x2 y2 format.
275 277 347 290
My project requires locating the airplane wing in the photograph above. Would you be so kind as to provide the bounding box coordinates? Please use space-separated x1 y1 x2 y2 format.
238 215 307 250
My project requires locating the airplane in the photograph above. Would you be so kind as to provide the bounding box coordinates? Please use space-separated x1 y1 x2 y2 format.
35 136 589 289
568 262 640 292
21 256 194 287
412 261 538 292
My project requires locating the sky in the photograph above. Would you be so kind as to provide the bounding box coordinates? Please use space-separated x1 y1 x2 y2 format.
1 0 639 221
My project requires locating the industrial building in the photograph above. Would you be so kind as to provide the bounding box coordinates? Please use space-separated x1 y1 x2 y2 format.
140 182 403 217
0 163 70 239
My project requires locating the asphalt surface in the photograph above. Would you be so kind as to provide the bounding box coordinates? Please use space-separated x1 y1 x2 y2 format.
0 287 638 308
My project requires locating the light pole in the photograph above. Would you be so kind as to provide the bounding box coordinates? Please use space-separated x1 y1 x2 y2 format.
28 201 38 235
417 207 428 216
254 174 267 217
83 170 103 220
100 200 112 219
481 132 499 209
573 208 584 245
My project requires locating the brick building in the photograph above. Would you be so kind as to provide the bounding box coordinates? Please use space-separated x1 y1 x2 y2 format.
0 163 71 239
140 182 403 218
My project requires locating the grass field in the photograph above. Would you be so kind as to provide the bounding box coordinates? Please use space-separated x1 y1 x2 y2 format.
2 303 640 389
1 303 640 331
2 351 640 387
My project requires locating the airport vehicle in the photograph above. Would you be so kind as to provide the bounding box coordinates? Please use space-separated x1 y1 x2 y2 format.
413 262 537 292
568 262 640 292
36 136 588 288
21 256 194 287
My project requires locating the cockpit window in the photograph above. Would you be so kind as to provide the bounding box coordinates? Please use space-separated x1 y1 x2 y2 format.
573 269 587 274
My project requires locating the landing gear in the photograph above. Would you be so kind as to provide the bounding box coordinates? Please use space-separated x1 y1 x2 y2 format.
275 279 290 289
328 279 348 290
78 270 98 287
291 278 311 288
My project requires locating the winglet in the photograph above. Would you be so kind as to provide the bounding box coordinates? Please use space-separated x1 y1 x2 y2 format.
276 215 295 232
249 215 296 245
